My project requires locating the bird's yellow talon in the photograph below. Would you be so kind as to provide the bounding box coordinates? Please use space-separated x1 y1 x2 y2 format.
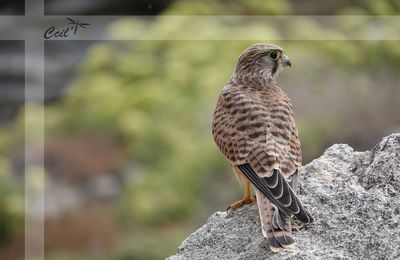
227 179 255 211
228 196 256 210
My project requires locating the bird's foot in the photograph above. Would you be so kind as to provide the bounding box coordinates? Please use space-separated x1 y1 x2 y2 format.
227 195 256 211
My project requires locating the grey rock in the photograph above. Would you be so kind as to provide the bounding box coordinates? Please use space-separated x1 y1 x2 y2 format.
168 133 400 260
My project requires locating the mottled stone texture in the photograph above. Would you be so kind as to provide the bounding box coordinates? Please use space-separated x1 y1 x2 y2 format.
168 134 400 260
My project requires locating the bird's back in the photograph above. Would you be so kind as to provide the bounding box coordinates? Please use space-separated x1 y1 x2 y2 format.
212 78 301 177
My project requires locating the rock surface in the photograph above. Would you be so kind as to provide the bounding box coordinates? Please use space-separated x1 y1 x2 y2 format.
168 134 400 259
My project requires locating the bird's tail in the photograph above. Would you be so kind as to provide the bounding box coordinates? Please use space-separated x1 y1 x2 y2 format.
255 189 294 252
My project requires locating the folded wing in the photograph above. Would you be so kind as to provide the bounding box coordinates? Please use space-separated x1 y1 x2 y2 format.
238 163 313 223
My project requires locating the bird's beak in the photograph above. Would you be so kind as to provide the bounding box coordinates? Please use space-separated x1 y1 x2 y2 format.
281 55 291 68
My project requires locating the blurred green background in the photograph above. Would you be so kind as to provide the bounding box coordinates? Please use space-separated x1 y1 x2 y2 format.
0 0 400 259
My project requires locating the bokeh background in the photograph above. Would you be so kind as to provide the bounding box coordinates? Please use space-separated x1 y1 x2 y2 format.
0 0 400 259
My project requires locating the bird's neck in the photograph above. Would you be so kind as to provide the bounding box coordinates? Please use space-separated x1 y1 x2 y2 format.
231 71 280 90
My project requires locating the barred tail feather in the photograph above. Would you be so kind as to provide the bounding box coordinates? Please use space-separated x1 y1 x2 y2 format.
270 204 294 248
255 189 294 252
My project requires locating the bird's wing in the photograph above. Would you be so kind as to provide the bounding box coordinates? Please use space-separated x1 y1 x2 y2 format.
212 89 255 165
239 164 313 223
234 93 311 223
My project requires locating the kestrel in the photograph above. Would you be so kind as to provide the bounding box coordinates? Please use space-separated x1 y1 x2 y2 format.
212 43 313 252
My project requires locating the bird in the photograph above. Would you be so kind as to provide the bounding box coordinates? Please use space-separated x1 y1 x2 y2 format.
211 43 313 252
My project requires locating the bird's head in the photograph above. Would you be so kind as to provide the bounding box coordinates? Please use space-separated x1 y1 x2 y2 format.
234 43 291 81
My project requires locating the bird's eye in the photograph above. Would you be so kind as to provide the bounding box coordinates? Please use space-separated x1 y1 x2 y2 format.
268 50 279 60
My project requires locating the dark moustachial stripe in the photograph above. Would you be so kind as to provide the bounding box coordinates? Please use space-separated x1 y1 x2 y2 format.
271 59 278 75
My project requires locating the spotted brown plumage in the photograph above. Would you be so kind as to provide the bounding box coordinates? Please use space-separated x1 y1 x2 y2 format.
211 43 313 252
